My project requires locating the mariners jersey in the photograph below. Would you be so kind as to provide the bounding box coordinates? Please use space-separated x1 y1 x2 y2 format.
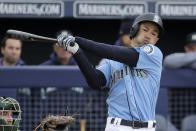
97 44 163 122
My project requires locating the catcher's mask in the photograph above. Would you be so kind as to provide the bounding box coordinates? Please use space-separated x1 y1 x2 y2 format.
0 97 21 131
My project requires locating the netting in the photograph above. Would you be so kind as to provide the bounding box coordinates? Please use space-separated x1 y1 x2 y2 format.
168 88 196 130
17 87 196 131
18 87 108 131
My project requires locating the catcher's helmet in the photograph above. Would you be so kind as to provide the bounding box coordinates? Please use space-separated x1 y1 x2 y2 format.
130 12 164 39
0 97 21 131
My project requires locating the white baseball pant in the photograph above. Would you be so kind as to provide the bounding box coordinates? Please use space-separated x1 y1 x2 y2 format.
105 117 155 131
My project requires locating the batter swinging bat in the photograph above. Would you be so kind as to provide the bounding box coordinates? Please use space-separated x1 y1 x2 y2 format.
6 29 57 43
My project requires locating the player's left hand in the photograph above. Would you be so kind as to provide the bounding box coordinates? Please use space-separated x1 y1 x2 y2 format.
57 34 79 54
57 34 75 47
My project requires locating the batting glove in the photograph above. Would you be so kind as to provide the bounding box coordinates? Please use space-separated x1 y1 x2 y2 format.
57 35 79 54
66 42 79 55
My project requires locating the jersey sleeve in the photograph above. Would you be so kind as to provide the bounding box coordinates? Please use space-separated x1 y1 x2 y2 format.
136 44 163 76
96 59 111 88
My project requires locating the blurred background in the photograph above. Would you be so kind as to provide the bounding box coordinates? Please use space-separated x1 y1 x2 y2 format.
0 0 196 131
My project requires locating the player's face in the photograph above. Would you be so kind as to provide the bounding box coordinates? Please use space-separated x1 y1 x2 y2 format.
184 44 196 52
53 45 72 65
133 22 159 47
0 111 13 125
1 39 22 65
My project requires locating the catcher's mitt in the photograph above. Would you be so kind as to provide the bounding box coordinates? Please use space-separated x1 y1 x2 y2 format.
34 114 77 131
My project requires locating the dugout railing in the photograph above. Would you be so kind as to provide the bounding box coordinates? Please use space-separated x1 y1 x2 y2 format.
0 66 196 130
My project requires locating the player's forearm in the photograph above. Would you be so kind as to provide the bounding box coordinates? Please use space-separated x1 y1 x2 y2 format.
75 37 139 66
73 49 106 90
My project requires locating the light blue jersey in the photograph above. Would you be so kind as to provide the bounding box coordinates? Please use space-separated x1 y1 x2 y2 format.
97 44 163 122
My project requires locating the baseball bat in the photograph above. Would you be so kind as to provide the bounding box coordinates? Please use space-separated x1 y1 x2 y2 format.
80 119 86 131
6 29 57 43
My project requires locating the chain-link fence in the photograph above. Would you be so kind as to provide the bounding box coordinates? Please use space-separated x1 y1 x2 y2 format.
18 87 108 131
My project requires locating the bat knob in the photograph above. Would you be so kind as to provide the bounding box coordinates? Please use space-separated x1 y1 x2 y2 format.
70 42 75 47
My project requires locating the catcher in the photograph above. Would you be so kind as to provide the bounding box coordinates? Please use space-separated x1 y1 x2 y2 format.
0 97 21 131
0 96 76 131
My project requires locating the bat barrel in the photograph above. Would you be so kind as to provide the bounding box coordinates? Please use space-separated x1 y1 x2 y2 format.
6 29 57 43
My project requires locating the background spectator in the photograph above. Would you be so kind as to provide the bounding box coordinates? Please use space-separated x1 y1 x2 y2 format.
40 30 76 65
0 37 25 66
99 18 132 65
0 37 26 98
163 32 196 69
115 18 132 47
39 30 77 98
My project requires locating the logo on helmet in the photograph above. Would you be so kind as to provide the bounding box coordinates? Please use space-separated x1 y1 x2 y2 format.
153 15 160 23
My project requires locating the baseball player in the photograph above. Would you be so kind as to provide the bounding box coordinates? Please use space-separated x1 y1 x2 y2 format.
57 12 164 131
0 97 21 131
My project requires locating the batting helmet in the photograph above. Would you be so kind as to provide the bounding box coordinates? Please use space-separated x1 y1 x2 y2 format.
130 12 164 39
0 97 21 131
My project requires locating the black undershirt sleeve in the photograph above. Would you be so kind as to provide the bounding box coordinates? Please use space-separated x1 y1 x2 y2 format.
75 36 139 67
73 49 106 90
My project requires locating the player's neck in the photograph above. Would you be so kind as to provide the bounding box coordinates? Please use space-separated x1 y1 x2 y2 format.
131 40 143 47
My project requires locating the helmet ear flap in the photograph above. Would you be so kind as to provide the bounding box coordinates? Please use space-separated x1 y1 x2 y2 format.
130 23 139 39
